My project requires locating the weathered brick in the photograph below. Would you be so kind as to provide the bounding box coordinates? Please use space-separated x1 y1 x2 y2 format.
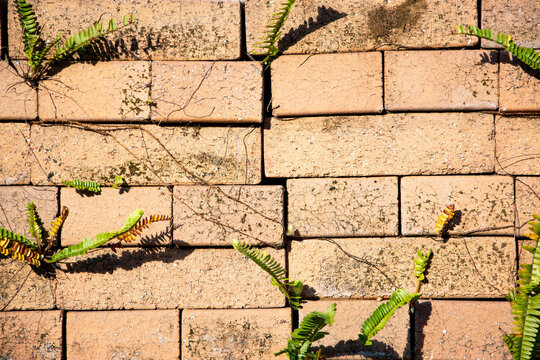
299 300 409 359
0 311 62 359
152 61 263 123
401 176 514 236
264 113 494 178
495 116 540 175
0 60 37 120
173 185 283 247
182 308 291 359
289 238 514 299
516 177 540 236
67 310 179 360
246 0 476 53
38 61 150 121
271 53 382 116
61 187 171 247
56 247 285 309
415 300 513 359
8 0 241 60
30 124 262 185
481 0 540 48
499 51 540 112
287 177 398 237
0 122 31 184
385 50 498 111
0 186 58 241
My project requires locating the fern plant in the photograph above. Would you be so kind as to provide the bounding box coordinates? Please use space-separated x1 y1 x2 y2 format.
503 215 540 360
276 303 336 360
252 0 297 68
456 25 540 70
232 239 303 309
14 0 134 84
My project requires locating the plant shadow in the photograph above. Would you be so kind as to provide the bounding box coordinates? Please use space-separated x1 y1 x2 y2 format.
312 338 402 359
413 301 432 359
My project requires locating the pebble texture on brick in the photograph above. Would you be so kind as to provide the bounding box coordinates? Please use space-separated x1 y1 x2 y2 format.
495 116 540 175
0 60 37 120
385 50 498 111
0 123 31 185
271 53 383 116
182 309 291 359
264 113 494 178
152 61 263 122
173 185 284 247
516 177 540 236
499 51 540 112
287 177 399 237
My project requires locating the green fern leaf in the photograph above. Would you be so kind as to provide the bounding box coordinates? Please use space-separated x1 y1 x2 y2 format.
359 288 421 346
0 226 37 249
25 202 43 247
62 179 102 193
50 209 143 262
413 249 432 281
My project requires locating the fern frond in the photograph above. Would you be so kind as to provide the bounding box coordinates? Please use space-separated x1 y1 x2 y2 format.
456 25 540 70
252 0 297 67
25 202 43 248
359 288 421 346
0 226 36 249
62 179 101 193
413 249 432 281
50 209 143 263
114 214 170 243
0 237 41 266
14 0 42 63
47 206 68 243
232 238 303 309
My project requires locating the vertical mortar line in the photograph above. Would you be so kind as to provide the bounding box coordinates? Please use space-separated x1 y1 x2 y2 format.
148 60 153 121
512 175 519 279
239 0 248 60
62 310 67 360
397 176 402 237
178 309 182 360
0 0 7 59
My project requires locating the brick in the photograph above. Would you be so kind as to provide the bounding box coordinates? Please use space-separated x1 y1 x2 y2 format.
0 311 62 359
38 61 150 121
152 61 263 123
415 300 513 359
401 176 514 236
173 185 284 247
56 247 285 309
289 238 514 299
495 116 540 175
481 0 540 48
182 308 291 359
287 177 398 237
0 186 58 242
299 300 409 359
264 113 494 178
499 51 540 112
516 177 540 236
8 0 241 60
30 124 262 185
271 53 383 116
67 310 179 360
0 122 31 184
385 50 498 111
61 187 171 246
246 0 476 54
0 60 37 120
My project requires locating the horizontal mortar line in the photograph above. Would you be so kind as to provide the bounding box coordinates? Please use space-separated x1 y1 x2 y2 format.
24 120 265 128
288 235 524 240
271 109 503 119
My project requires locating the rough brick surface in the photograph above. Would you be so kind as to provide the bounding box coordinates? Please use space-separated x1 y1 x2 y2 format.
415 300 513 359
0 61 37 120
38 61 150 121
182 309 291 359
401 176 514 236
289 238 513 299
0 186 58 241
246 0 477 53
481 0 540 48
499 51 540 112
67 310 179 360
495 116 540 175
173 185 283 247
8 0 241 60
0 122 31 185
56 247 285 309
271 53 382 116
300 300 410 359
287 177 398 237
30 124 262 185
385 50 498 111
516 177 540 236
0 311 62 359
61 187 172 246
264 113 494 178
152 61 263 123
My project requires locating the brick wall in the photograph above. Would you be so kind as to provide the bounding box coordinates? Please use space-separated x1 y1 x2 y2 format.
0 0 539 359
